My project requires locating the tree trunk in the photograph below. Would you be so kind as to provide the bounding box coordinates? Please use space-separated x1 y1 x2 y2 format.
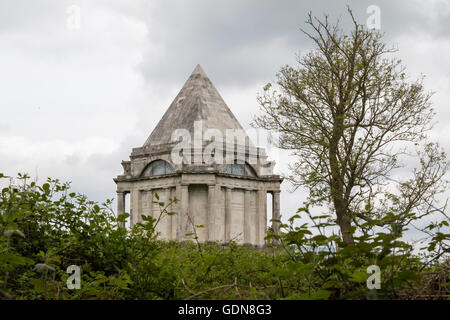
329 112 354 244
336 212 353 244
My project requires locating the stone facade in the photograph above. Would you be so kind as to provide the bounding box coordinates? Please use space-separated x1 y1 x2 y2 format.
114 65 282 246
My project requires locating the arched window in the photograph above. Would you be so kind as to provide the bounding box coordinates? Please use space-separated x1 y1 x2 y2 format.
223 161 257 177
142 160 174 177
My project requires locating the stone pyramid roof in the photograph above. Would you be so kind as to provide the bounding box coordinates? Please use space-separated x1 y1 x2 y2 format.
144 64 247 147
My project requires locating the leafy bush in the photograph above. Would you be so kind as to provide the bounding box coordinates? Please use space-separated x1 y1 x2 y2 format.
0 173 448 300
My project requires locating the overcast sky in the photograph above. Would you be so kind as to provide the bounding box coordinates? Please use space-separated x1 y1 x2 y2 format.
1 0 449 240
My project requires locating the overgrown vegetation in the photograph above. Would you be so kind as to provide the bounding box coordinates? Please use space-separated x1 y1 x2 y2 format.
0 173 448 300
1 8 449 301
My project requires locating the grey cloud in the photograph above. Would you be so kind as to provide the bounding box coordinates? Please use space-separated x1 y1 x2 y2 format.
134 0 450 88
86 134 144 173
64 152 81 166
0 0 73 34
1 0 447 89
0 123 10 133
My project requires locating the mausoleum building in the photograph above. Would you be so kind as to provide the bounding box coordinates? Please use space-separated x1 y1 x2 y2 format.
114 65 282 246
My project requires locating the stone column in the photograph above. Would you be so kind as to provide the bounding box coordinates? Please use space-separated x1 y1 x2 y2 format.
244 190 252 244
137 190 143 226
148 189 153 218
272 190 281 244
141 190 149 223
176 185 189 240
163 188 172 240
129 190 135 227
225 187 232 242
257 190 267 246
117 191 126 228
216 185 225 243
170 187 177 240
175 186 181 239
207 185 216 242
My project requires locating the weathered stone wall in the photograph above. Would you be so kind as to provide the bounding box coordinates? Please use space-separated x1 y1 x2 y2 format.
116 171 281 246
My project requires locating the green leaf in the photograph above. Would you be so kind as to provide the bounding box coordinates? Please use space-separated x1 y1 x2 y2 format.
298 289 331 300
30 278 45 293
117 212 130 223
311 215 330 220
350 270 367 283
322 280 342 289
311 235 328 242
288 214 301 222
296 207 309 213
0 253 34 266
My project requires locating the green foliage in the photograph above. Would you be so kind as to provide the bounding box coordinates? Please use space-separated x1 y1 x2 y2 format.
252 9 450 245
266 203 449 300
0 173 448 300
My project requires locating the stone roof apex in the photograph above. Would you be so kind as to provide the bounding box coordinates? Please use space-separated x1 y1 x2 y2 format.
191 64 207 76
143 64 248 147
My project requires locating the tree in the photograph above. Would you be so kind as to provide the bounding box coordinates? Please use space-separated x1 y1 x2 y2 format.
253 9 449 243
